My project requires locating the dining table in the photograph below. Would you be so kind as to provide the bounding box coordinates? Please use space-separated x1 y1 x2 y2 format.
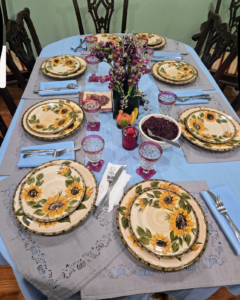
0 34 240 300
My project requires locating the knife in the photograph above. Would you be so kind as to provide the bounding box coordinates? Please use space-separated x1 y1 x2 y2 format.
206 190 218 203
33 88 79 94
21 145 81 154
93 165 126 217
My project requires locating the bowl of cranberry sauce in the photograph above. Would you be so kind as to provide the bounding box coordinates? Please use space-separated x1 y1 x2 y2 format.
139 114 181 150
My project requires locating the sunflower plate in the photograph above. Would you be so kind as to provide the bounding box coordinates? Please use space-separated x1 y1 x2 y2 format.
13 160 98 235
178 107 240 152
158 61 195 82
117 180 208 271
26 102 74 135
22 99 84 141
186 110 236 144
94 33 122 44
19 163 86 222
45 55 81 76
129 187 199 258
136 33 165 47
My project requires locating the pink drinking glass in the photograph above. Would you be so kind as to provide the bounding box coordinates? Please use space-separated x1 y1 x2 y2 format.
81 135 105 172
85 35 97 51
122 126 139 150
136 141 162 180
158 91 177 116
82 99 101 131
86 55 99 81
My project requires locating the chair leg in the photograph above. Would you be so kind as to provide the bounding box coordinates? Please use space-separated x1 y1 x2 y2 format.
0 87 17 117
231 93 240 112
0 115 8 137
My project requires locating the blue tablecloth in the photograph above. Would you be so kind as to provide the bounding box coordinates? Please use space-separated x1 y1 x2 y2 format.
0 35 240 300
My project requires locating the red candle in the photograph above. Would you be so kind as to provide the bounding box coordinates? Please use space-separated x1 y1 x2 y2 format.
122 126 139 150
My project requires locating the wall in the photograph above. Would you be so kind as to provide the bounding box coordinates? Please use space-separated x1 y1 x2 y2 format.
4 0 231 50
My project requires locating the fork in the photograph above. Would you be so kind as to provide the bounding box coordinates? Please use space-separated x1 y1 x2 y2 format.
216 195 240 243
153 55 182 60
23 148 74 158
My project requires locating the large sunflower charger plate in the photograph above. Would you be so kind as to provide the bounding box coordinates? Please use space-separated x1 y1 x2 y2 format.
19 163 85 222
158 61 195 82
94 33 123 44
22 99 84 141
178 107 240 152
45 55 81 76
13 160 98 235
129 187 199 259
117 180 208 271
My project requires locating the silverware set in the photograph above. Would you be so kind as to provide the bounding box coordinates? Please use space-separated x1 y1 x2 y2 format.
74 38 86 52
33 83 79 94
152 55 182 61
22 146 81 158
207 190 240 243
177 94 211 102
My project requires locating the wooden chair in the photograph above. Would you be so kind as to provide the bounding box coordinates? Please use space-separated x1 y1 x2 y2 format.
0 115 8 147
0 87 17 117
231 92 240 111
72 0 129 34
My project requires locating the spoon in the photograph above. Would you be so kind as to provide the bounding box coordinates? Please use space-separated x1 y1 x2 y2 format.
74 38 86 52
147 129 181 148
34 83 79 94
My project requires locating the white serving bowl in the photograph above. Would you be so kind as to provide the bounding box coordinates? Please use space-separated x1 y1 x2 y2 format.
139 114 182 150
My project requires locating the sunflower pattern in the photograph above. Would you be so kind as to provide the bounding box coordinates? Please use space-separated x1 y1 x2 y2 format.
54 116 70 128
127 235 143 251
59 106 71 115
188 118 205 133
150 233 172 255
204 111 217 123
42 195 69 218
158 190 179 210
22 185 43 201
60 167 71 176
179 65 192 73
168 207 195 237
63 58 76 68
32 123 47 131
199 133 212 140
51 57 61 65
160 182 179 194
38 221 57 228
65 182 84 200
63 121 79 133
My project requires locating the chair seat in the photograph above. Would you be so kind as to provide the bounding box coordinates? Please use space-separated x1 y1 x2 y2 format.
6 50 27 73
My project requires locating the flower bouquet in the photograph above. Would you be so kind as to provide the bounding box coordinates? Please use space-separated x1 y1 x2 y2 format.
90 33 149 128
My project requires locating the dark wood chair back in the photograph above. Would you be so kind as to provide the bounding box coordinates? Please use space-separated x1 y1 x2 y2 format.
6 52 27 90
1 0 8 26
229 0 240 34
0 87 17 117
72 0 129 34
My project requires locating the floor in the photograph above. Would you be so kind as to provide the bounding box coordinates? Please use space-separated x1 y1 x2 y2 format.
0 85 240 300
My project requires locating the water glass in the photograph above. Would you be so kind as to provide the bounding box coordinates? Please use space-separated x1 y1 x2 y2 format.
82 135 105 172
136 141 162 180
158 91 177 115
142 47 154 67
122 126 139 150
86 55 99 81
137 37 148 56
85 35 97 51
82 100 101 131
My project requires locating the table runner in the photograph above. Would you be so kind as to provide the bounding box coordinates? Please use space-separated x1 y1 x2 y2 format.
0 99 86 176
170 92 240 163
22 57 85 100
157 37 187 53
150 52 215 91
81 180 240 300
0 172 125 300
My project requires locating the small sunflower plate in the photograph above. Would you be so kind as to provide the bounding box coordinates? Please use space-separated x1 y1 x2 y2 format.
19 163 86 222
186 110 236 144
117 180 208 271
151 61 198 85
41 56 86 79
129 187 199 259
178 107 240 152
45 55 81 76
13 160 98 235
158 61 195 82
26 102 74 135
94 33 122 44
136 33 165 47
22 99 84 141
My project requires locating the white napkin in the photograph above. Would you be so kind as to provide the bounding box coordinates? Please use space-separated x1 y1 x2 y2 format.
96 163 131 212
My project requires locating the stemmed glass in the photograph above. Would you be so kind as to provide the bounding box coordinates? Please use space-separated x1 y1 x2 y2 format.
82 99 101 131
85 35 97 51
136 141 162 180
85 55 99 82
82 135 105 172
137 37 148 56
158 91 177 116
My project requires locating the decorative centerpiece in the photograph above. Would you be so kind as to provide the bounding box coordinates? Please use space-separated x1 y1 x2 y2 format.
90 34 149 128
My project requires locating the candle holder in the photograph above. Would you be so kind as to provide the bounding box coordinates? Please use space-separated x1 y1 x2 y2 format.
122 126 139 150
82 99 101 131
158 91 177 116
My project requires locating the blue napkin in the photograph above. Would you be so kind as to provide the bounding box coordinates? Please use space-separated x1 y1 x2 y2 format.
39 80 81 96
17 141 75 168
71 35 87 52
173 89 209 105
152 52 182 62
201 186 240 255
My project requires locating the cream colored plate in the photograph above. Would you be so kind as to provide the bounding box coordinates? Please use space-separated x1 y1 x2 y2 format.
117 180 208 271
158 61 195 81
137 33 163 46
45 55 81 75
129 188 199 258
41 56 86 79
19 164 85 222
151 61 198 85
186 110 236 144
150 37 166 49
22 99 84 141
94 33 122 44
26 102 74 134
178 107 240 152
13 160 98 235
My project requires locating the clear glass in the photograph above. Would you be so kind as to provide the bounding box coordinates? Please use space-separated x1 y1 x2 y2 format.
82 100 101 131
85 55 99 76
137 37 148 56
158 92 177 115
136 142 162 180
142 47 154 67
81 135 105 172
85 35 97 51
122 126 139 150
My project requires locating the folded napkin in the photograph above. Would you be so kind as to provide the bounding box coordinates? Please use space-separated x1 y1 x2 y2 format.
71 35 87 52
201 186 240 255
174 89 209 105
152 52 182 62
17 141 75 168
96 163 131 212
39 80 81 96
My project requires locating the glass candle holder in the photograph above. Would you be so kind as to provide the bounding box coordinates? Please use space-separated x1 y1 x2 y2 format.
86 55 99 81
82 99 101 131
85 35 97 51
82 135 105 172
136 141 162 180
158 91 177 116
122 126 139 150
